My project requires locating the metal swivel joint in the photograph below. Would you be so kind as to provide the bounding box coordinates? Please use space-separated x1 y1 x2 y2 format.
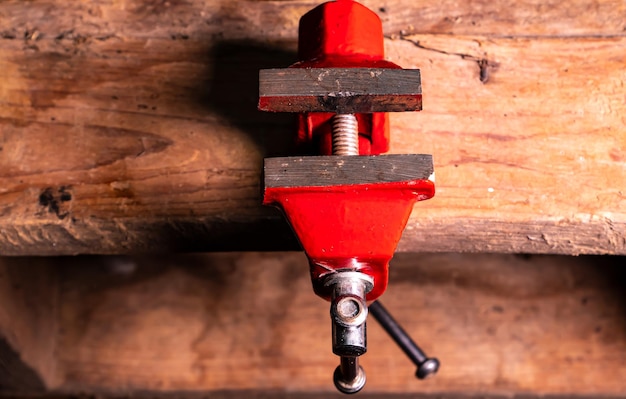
325 272 373 394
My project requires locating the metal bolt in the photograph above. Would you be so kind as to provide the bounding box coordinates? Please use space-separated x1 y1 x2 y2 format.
332 295 368 327
369 300 440 380
337 297 360 319
332 114 359 155
333 356 366 394
326 272 373 357
325 272 373 394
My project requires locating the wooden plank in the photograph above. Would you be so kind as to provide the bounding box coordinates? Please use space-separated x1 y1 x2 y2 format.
0 0 625 255
53 252 626 395
10 394 626 399
0 259 59 391
389 34 626 254
1 33 624 255
0 0 624 40
372 0 626 37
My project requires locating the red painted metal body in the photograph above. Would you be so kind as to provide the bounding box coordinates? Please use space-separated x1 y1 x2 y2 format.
264 180 434 301
292 0 406 156
262 0 433 302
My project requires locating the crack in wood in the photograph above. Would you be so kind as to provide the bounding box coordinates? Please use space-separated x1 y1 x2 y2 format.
396 36 496 83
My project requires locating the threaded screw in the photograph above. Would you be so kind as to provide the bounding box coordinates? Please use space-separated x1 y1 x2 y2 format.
332 114 359 155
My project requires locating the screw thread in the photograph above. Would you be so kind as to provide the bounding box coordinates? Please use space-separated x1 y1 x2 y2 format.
332 114 359 156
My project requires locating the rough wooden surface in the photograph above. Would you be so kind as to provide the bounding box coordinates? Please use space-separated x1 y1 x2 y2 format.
8 394 626 399
0 259 58 391
1 0 624 39
41 253 626 395
1 253 625 396
1 0 625 255
7 395 626 399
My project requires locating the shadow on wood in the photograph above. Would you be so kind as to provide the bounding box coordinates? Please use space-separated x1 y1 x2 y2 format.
2 253 626 395
205 41 298 158
0 337 45 393
43 253 626 394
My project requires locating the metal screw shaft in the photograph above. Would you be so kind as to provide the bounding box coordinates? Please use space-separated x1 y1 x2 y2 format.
369 300 440 379
329 116 363 394
332 114 359 155
333 356 366 394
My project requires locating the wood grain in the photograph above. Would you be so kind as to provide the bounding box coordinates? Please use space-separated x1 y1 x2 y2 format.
47 252 626 395
0 1 625 255
9 394 626 399
1 0 624 40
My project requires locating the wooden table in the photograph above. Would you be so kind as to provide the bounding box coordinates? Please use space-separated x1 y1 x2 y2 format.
0 0 624 256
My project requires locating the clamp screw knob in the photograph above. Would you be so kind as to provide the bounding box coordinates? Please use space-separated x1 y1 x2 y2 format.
369 301 440 380
333 357 366 394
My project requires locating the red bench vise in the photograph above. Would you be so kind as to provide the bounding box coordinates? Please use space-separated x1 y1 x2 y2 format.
259 0 435 393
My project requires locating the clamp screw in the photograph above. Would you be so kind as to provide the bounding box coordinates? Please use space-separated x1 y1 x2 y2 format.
369 300 440 379
333 356 366 394
332 114 359 156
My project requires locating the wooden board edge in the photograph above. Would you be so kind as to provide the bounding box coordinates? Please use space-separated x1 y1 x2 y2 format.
0 216 624 255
